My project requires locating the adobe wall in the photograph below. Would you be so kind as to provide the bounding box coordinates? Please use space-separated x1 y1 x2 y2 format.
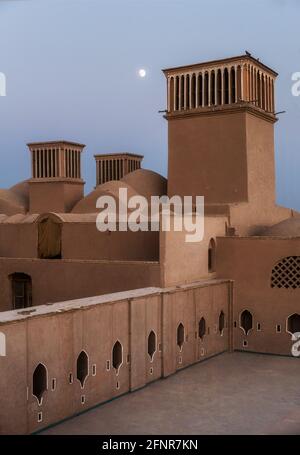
0 280 231 434
160 214 228 287
0 223 37 258
0 258 160 311
167 111 248 203
0 221 159 261
217 236 300 355
62 224 159 261
29 181 84 213
226 114 292 236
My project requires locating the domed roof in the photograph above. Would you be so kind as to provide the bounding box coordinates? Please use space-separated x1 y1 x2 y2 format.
121 169 167 201
0 188 27 215
262 217 300 237
72 180 140 214
9 180 30 210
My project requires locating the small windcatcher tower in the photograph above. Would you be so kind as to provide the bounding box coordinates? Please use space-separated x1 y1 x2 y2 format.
163 54 278 206
94 153 143 186
27 140 85 213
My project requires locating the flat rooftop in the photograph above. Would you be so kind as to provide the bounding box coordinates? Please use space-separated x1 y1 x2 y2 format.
40 352 300 435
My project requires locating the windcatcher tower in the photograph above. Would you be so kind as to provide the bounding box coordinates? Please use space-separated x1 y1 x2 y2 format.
27 140 85 213
163 54 278 206
94 153 143 186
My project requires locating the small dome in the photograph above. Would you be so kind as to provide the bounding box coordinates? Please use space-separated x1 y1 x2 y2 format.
72 180 139 214
262 217 300 237
121 169 167 201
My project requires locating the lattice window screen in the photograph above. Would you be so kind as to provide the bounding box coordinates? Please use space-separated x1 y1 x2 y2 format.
271 256 300 289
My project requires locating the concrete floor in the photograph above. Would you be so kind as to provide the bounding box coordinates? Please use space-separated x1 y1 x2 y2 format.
41 352 300 435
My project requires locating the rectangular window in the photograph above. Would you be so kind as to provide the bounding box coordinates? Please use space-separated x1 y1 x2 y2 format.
243 340 248 347
276 324 281 333
92 364 96 376
257 323 261 331
106 360 110 371
38 412 43 423
51 378 56 391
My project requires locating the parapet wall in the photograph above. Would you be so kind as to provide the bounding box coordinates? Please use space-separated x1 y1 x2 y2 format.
0 279 231 434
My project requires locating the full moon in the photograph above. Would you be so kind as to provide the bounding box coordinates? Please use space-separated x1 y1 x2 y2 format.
138 68 147 78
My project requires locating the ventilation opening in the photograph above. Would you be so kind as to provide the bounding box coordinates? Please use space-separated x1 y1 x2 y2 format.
106 360 110 371
224 68 229 104
271 256 300 289
243 340 248 347
69 373 73 384
38 216 62 259
81 395 85 404
198 317 206 340
177 323 185 350
147 331 156 361
10 273 32 309
92 364 96 376
287 313 300 334
191 74 196 108
231 67 236 102
33 363 47 405
112 341 123 373
211 71 215 105
217 69 222 105
76 351 88 388
0 332 6 356
51 378 56 391
219 311 225 335
208 238 216 273
204 72 209 106
276 324 281 333
240 310 253 335
257 323 261 331
38 412 43 423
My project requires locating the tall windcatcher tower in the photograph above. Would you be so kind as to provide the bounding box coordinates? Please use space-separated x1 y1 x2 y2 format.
27 140 85 213
163 54 277 206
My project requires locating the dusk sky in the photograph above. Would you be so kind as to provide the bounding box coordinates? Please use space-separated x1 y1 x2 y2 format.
0 0 300 209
